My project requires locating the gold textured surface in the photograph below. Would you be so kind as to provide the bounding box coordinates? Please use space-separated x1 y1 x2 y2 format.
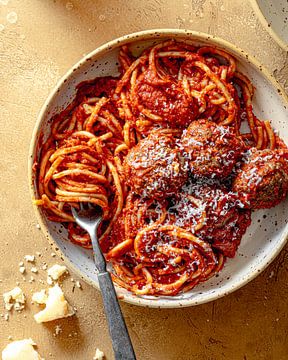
0 1 287 359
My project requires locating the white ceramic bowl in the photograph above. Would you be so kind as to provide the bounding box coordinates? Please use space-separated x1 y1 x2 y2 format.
250 0 288 51
29 29 288 308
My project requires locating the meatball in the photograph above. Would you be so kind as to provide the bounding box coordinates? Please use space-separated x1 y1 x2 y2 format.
124 130 188 199
168 183 251 258
179 119 245 178
135 71 198 128
232 149 288 209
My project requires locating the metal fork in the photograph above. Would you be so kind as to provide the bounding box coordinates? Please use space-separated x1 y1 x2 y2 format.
71 203 136 360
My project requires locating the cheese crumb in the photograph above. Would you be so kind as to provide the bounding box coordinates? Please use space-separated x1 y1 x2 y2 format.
75 281 82 289
47 264 67 281
32 290 47 305
24 255 35 263
54 325 62 336
19 266 26 274
31 267 38 274
93 348 105 360
3 287 25 312
6 12 18 25
33 284 74 323
2 339 42 360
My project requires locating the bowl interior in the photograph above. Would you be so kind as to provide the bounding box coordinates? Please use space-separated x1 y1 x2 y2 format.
30 31 288 308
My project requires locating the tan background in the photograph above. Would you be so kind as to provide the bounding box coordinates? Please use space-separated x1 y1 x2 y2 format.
0 0 287 359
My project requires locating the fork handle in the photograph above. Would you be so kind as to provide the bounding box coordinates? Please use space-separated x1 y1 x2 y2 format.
98 272 136 360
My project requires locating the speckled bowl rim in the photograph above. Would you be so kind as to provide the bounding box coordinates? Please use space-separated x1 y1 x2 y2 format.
249 0 288 51
28 29 288 308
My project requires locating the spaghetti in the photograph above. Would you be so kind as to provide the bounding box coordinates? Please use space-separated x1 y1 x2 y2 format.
33 40 288 296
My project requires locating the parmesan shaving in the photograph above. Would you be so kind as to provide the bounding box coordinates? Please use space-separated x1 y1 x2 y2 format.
2 339 43 360
33 284 74 323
